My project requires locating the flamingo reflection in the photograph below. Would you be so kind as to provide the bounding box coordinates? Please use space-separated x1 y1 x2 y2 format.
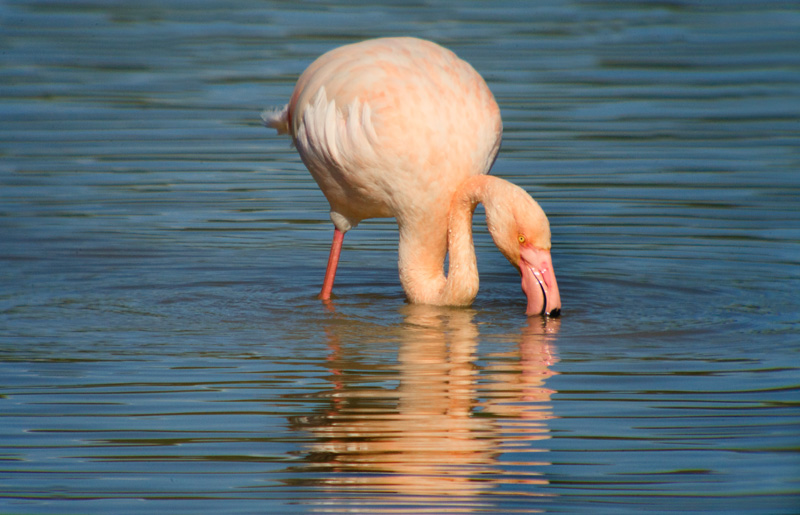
288 307 559 510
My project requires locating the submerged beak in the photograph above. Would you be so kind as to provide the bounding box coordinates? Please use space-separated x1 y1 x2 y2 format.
519 247 561 317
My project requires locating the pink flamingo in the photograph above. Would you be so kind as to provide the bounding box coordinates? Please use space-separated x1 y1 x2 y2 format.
265 37 561 316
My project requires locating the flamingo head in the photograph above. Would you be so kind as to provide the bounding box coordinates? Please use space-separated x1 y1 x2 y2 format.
484 181 561 317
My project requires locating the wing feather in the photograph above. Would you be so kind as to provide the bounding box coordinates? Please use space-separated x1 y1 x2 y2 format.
295 86 378 170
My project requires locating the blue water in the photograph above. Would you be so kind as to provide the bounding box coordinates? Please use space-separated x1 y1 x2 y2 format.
1 1 799 513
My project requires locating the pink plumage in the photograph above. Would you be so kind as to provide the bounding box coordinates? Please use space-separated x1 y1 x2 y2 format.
266 37 560 316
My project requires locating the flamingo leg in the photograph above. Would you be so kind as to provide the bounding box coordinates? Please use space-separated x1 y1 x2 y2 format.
318 228 344 300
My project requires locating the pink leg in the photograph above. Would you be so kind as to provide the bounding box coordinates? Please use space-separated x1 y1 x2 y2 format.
318 228 344 300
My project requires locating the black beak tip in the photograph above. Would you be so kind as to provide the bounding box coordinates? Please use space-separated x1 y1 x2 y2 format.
547 307 561 318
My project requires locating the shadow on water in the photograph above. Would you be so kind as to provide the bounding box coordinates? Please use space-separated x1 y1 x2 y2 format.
284 305 561 512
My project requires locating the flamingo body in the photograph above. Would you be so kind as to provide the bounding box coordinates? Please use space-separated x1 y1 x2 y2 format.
266 37 561 316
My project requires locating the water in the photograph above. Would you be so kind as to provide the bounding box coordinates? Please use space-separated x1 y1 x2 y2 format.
1 1 799 513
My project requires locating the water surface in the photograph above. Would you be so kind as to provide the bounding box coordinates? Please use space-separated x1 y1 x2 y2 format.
1 1 799 513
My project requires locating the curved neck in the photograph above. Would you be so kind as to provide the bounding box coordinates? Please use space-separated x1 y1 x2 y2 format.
397 176 492 306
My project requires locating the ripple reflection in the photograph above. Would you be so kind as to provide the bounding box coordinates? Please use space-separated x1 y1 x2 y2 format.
288 307 560 512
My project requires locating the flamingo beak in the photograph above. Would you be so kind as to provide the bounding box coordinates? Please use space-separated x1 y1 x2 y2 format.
519 247 561 317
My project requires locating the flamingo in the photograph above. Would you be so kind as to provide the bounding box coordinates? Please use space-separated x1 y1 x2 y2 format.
264 37 561 316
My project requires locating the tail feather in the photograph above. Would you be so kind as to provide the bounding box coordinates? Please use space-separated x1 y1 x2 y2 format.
262 105 290 135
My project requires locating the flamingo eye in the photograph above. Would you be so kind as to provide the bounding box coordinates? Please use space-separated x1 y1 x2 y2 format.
518 234 526 244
